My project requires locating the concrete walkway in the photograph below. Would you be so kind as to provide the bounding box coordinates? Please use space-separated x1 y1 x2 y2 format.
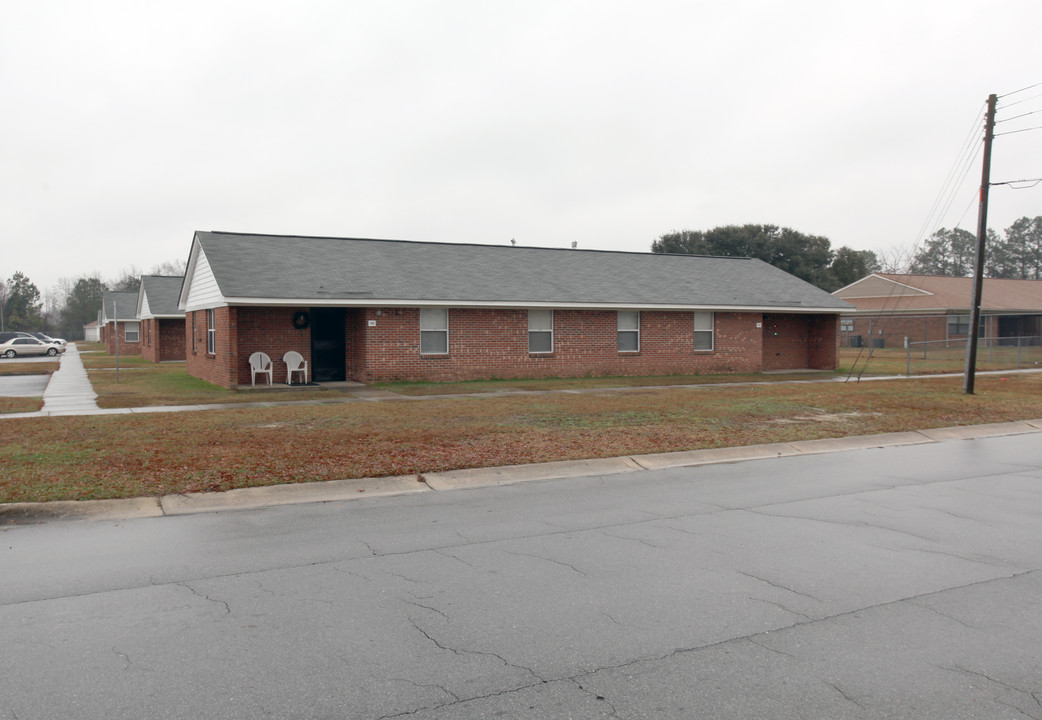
40 344 100 414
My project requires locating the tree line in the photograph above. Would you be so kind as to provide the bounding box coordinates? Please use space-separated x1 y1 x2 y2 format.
652 216 1042 291
907 217 1042 279
651 225 879 292
0 261 185 339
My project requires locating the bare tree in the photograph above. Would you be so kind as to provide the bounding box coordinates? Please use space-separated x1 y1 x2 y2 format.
149 258 188 277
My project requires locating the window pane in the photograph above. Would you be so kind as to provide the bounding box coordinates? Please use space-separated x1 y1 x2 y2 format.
529 331 552 353
618 311 639 331
618 331 639 352
693 312 713 331
420 331 447 354
420 308 448 331
528 309 552 332
694 331 713 350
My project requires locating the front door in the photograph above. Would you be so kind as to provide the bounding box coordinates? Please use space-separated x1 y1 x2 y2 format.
310 307 346 382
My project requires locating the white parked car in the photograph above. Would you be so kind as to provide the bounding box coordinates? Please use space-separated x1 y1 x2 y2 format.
0 336 66 358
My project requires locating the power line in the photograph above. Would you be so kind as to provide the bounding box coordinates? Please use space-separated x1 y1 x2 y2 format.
995 108 1042 124
910 104 986 253
998 91 1042 110
993 124 1042 137
998 82 1041 99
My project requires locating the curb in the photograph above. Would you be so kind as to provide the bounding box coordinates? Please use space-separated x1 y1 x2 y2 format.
3 419 1041 526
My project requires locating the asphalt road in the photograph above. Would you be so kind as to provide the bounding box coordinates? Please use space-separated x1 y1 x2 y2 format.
3 434 1041 719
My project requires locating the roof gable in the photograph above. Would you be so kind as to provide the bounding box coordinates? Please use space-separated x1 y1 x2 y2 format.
836 274 1042 313
139 276 186 318
100 291 140 323
834 274 933 299
183 231 852 313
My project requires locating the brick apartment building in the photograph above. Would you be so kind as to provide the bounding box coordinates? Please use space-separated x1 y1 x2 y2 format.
833 274 1042 349
177 231 853 389
99 290 142 356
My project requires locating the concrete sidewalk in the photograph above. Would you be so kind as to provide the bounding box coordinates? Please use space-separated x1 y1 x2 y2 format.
2 417 1040 525
39 344 101 414
5 350 1041 419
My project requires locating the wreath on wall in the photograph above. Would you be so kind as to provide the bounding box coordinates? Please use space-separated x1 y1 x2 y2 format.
292 310 311 330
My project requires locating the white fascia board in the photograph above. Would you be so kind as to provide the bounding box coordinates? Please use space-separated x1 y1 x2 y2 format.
220 296 846 314
177 237 202 310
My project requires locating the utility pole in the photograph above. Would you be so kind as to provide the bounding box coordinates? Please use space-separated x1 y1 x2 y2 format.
114 300 120 383
963 93 997 395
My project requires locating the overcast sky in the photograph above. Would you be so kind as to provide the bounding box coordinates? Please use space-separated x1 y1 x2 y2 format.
3 1 1041 299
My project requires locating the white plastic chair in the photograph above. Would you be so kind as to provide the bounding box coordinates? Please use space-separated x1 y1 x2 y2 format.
249 352 273 386
283 351 309 385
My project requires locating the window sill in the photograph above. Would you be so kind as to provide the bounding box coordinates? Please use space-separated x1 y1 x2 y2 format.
528 352 554 358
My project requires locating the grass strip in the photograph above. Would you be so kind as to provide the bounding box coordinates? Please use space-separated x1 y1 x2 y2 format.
2 373 1041 503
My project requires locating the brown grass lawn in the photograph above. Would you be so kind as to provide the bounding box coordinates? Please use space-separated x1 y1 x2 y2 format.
3 372 1041 504
88 363 335 408
0 398 44 414
0 361 60 376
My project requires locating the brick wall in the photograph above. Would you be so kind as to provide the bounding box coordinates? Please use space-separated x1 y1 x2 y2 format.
763 314 838 371
839 314 997 349
354 308 765 383
185 307 242 388
141 318 187 362
103 321 142 356
807 314 839 369
184 306 841 388
141 319 159 362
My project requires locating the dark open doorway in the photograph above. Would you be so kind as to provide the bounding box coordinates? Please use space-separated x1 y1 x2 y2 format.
311 307 346 382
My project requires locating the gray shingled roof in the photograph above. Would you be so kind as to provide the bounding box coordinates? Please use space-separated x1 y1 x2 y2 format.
101 291 140 321
140 276 185 317
194 231 853 311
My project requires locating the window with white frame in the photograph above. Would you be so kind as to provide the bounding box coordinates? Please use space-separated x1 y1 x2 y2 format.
840 319 854 332
124 321 140 343
693 312 714 350
618 311 640 352
420 308 449 354
528 309 553 353
206 309 216 355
